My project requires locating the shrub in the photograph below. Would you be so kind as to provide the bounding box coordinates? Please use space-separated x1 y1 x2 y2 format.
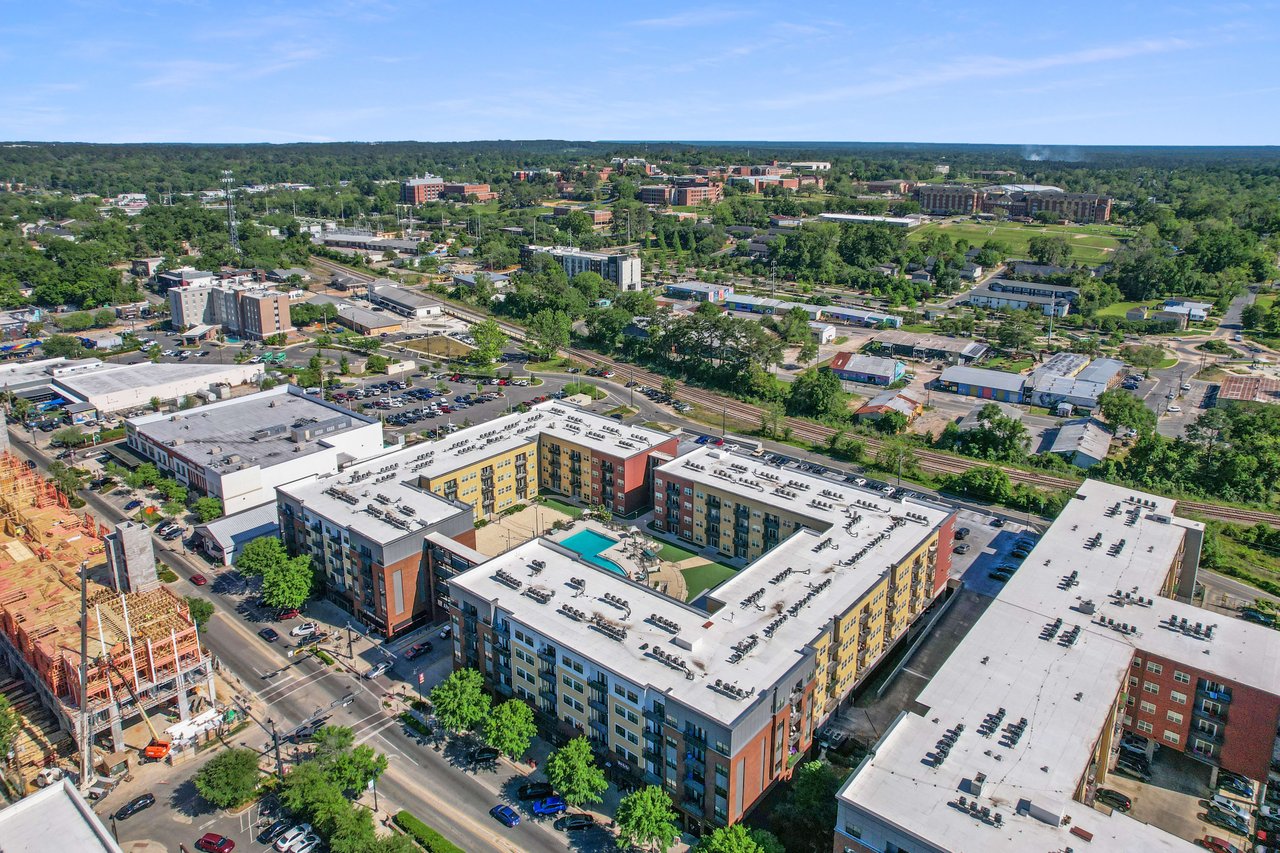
399 711 430 738
393 810 465 853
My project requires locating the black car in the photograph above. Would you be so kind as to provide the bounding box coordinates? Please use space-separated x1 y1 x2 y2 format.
258 627 280 643
258 817 292 844
469 746 500 764
1117 753 1150 772
554 813 597 832
1094 788 1131 812
954 527 970 540
115 792 156 820
518 781 554 801
404 641 433 660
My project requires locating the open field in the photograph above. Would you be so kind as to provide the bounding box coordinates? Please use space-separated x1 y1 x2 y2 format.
910 219 1129 264
1094 299 1161 319
401 335 474 359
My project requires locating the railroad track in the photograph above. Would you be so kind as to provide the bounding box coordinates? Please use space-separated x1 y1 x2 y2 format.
307 258 1279 529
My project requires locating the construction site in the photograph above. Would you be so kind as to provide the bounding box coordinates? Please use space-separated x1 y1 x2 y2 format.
0 451 216 789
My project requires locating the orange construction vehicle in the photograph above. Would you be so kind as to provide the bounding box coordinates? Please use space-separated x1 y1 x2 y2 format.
107 661 171 761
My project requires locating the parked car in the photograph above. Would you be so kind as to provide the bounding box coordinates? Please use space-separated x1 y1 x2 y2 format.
274 824 312 852
988 569 1014 583
489 804 520 827
440 625 453 639
196 834 236 853
1204 808 1249 836
115 792 156 820
1210 794 1249 821
954 527 970 540
189 574 208 586
517 781 554 801
289 622 318 638
404 641 433 660
124 499 143 510
953 543 970 555
1200 837 1242 853
469 745 500 764
554 813 597 832
258 819 293 845
1117 739 1149 759
364 661 391 679
1094 788 1131 812
258 627 280 643
532 796 567 816
276 608 301 621
1113 761 1151 782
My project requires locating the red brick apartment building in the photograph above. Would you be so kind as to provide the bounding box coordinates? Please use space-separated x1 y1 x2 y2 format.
915 183 982 214
640 185 672 205
401 175 444 204
442 182 498 202
674 184 723 205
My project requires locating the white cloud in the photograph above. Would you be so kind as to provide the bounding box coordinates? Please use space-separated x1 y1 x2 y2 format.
630 8 753 28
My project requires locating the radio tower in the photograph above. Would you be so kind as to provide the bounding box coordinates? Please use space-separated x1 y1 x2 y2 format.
222 170 241 257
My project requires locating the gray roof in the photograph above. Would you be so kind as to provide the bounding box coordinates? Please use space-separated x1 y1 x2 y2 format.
969 287 1065 306
872 330 989 359
129 386 374 474
939 365 1027 395
338 304 400 329
1075 358 1125 385
957 401 1023 431
195 502 280 551
1044 418 1113 461
369 283 438 310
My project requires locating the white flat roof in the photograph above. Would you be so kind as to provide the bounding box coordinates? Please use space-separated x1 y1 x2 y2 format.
835 479 1269 853
0 778 121 852
54 362 261 399
129 386 376 473
454 447 951 727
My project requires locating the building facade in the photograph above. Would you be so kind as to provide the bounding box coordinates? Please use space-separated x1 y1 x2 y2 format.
521 245 643 291
915 184 981 214
828 353 906 386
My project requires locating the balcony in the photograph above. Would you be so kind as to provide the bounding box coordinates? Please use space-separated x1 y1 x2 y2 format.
588 697 608 713
1194 705 1228 725
589 718 608 735
644 747 662 763
538 647 556 660
1197 683 1232 704
644 708 665 723
683 728 707 746
1192 726 1224 744
539 687 556 701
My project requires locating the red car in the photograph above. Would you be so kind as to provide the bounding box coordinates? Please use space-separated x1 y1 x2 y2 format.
276 608 300 621
195 833 235 853
1201 837 1241 853
190 574 208 586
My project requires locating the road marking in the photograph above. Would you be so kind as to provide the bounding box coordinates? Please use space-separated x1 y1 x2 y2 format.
901 667 930 680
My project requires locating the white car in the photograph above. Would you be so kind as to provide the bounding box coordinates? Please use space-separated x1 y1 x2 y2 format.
289 622 318 638
364 661 391 679
1166 404 1182 413
1210 793 1249 820
291 836 322 853
274 824 312 852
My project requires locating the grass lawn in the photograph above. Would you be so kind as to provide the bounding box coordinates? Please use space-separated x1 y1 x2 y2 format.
603 405 637 419
401 336 475 359
1255 294 1276 313
657 541 701 562
538 498 583 519
910 220 1128 265
1094 300 1160 319
982 357 1035 373
682 562 738 601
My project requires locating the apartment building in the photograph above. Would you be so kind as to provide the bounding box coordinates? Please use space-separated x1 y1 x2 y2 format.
127 385 384 514
278 403 677 635
834 479 1279 853
448 449 953 834
674 184 723 206
520 245 643 291
168 279 294 340
915 184 982 214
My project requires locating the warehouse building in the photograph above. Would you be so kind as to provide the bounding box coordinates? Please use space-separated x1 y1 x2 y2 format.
450 446 954 833
870 330 988 364
834 479 1277 853
664 281 733 303
936 365 1026 402
367 282 443 319
51 362 264 413
828 352 906 386
127 385 384 514
1039 417 1114 468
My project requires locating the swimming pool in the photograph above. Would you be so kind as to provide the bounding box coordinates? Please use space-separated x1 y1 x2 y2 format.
561 530 626 575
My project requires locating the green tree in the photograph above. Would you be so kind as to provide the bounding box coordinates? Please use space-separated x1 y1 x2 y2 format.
0 695 20 758
787 368 846 420
615 785 680 852
41 335 87 359
125 462 160 489
46 460 86 498
470 319 508 364
428 668 491 734
1096 388 1157 436
185 597 214 630
366 353 389 373
660 377 678 398
313 725 356 760
194 748 261 809
544 736 608 808
53 426 90 448
797 338 819 365
1122 344 1168 371
696 824 764 853
525 309 571 359
92 308 117 327
1241 303 1265 330
1027 234 1071 266
773 761 842 853
943 465 1013 503
235 536 314 609
59 311 95 332
324 743 388 794
940 403 1029 461
192 496 224 523
995 319 1036 355
875 437 919 481
484 698 536 759
873 409 909 435
149 395 162 412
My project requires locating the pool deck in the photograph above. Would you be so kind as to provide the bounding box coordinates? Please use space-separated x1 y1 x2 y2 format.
545 520 689 597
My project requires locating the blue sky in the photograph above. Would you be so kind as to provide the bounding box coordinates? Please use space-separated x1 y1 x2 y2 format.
2 1 1278 145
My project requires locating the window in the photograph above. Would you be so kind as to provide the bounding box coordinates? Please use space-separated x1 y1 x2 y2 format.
1173 670 1190 684
1166 711 1183 725
1137 720 1154 734
1139 701 1156 715
1142 681 1160 696
1163 730 1180 745
1146 662 1163 675
1170 690 1187 705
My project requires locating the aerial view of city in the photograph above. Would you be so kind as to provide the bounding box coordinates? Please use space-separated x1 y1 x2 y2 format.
0 2 1277 852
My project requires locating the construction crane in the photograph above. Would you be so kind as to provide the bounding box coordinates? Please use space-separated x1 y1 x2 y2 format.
105 660 171 762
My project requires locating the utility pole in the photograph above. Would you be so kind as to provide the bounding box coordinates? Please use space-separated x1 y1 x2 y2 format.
267 717 283 780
